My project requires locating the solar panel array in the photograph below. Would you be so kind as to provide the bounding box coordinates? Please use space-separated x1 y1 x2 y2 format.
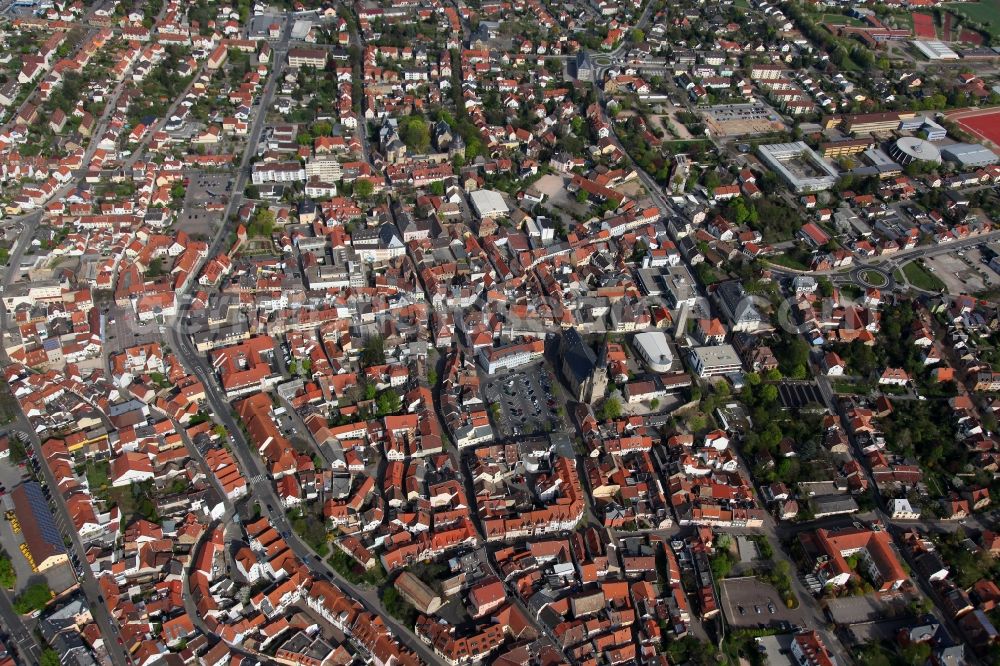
22 482 66 553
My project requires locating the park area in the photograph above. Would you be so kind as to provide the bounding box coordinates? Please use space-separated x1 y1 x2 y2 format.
912 13 936 39
950 107 1000 148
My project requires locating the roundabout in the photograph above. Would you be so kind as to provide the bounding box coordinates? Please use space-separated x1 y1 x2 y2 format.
857 268 889 288
850 264 894 290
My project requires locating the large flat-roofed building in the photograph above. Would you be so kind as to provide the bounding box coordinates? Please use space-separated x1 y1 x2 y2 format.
689 344 743 377
637 265 698 308
305 157 343 182
468 189 509 219
941 143 999 168
287 47 327 68
819 138 874 158
840 111 915 136
757 142 839 193
913 39 959 61
12 482 69 572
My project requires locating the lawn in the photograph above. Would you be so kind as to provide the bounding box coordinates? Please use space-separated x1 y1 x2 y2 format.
767 254 811 271
944 0 1000 39
859 269 889 287
820 13 866 27
832 380 874 395
85 461 111 494
903 262 946 291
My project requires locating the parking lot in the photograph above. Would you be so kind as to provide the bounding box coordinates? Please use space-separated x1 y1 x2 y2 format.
824 592 909 625
482 363 566 439
103 304 161 356
719 577 803 629
924 247 1000 295
703 103 787 137
0 456 32 592
177 172 231 239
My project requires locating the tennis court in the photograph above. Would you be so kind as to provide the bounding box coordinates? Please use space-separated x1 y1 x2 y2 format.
913 13 936 39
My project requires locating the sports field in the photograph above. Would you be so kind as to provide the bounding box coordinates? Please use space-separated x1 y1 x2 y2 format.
951 108 1000 148
912 13 936 38
958 29 984 44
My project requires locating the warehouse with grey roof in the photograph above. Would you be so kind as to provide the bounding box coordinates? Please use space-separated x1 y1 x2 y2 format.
941 143 999 168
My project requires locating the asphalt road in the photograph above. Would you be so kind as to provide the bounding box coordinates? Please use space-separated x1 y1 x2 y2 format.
155 16 447 664
165 320 446 666
0 222 131 664
771 230 1000 283
203 17 294 269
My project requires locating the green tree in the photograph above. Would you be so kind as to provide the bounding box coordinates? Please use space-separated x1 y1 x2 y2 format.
39 650 60 666
376 390 401 416
399 115 430 152
382 587 418 625
146 258 164 277
711 551 734 579
598 397 622 421
354 179 374 199
703 170 721 191
0 553 15 589
361 335 385 365
13 582 51 614
249 208 276 237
